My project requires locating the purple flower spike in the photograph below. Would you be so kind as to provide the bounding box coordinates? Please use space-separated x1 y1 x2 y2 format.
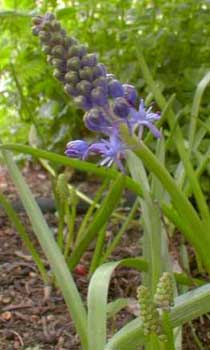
87 128 127 172
129 99 161 138
65 140 89 159
84 108 111 133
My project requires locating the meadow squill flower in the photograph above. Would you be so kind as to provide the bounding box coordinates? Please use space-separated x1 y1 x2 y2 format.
87 127 127 172
129 99 161 139
33 13 161 171
65 140 89 159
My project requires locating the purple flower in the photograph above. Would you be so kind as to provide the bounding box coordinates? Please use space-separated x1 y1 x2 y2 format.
87 128 127 172
123 84 137 106
129 99 161 138
84 108 111 134
65 140 89 159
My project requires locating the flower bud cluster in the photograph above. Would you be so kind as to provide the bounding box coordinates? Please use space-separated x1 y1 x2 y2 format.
32 13 161 171
137 286 160 336
137 273 174 341
32 13 126 112
154 272 174 311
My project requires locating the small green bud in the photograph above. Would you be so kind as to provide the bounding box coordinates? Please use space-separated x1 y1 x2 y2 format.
56 174 69 202
137 286 160 337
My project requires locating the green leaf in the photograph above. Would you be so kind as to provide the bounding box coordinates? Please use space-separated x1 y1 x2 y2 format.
69 174 125 269
1 148 88 350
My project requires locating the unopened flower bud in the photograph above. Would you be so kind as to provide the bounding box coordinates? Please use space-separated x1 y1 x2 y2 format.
67 57 81 71
113 97 129 118
123 84 137 106
137 286 160 336
65 140 89 159
79 67 94 81
74 96 92 111
108 79 124 98
53 69 64 81
64 84 79 97
93 77 108 91
68 45 86 58
92 64 106 79
39 30 50 42
91 87 108 106
84 108 111 132
65 71 79 84
81 53 97 67
51 45 64 57
42 45 51 54
77 80 92 96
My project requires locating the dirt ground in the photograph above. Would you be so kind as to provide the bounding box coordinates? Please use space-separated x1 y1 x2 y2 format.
0 163 210 350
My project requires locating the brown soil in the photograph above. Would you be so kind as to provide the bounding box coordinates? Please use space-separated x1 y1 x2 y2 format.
0 163 210 350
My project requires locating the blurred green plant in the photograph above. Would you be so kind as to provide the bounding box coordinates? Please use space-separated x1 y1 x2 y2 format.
1 0 210 156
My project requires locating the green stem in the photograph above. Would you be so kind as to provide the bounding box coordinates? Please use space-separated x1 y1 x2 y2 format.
161 311 175 350
136 50 210 227
1 148 88 349
100 198 139 264
89 224 107 275
64 198 76 258
0 192 49 284
121 126 210 273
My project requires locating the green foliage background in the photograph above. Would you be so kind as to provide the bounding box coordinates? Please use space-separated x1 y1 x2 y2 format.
0 0 210 153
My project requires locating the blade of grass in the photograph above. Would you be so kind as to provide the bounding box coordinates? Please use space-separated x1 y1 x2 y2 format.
0 143 143 197
100 198 139 264
0 191 49 284
68 174 125 269
121 126 210 273
136 50 210 227
1 148 88 349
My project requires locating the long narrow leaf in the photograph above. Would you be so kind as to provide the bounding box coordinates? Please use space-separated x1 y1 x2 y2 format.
1 149 88 349
69 174 125 269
